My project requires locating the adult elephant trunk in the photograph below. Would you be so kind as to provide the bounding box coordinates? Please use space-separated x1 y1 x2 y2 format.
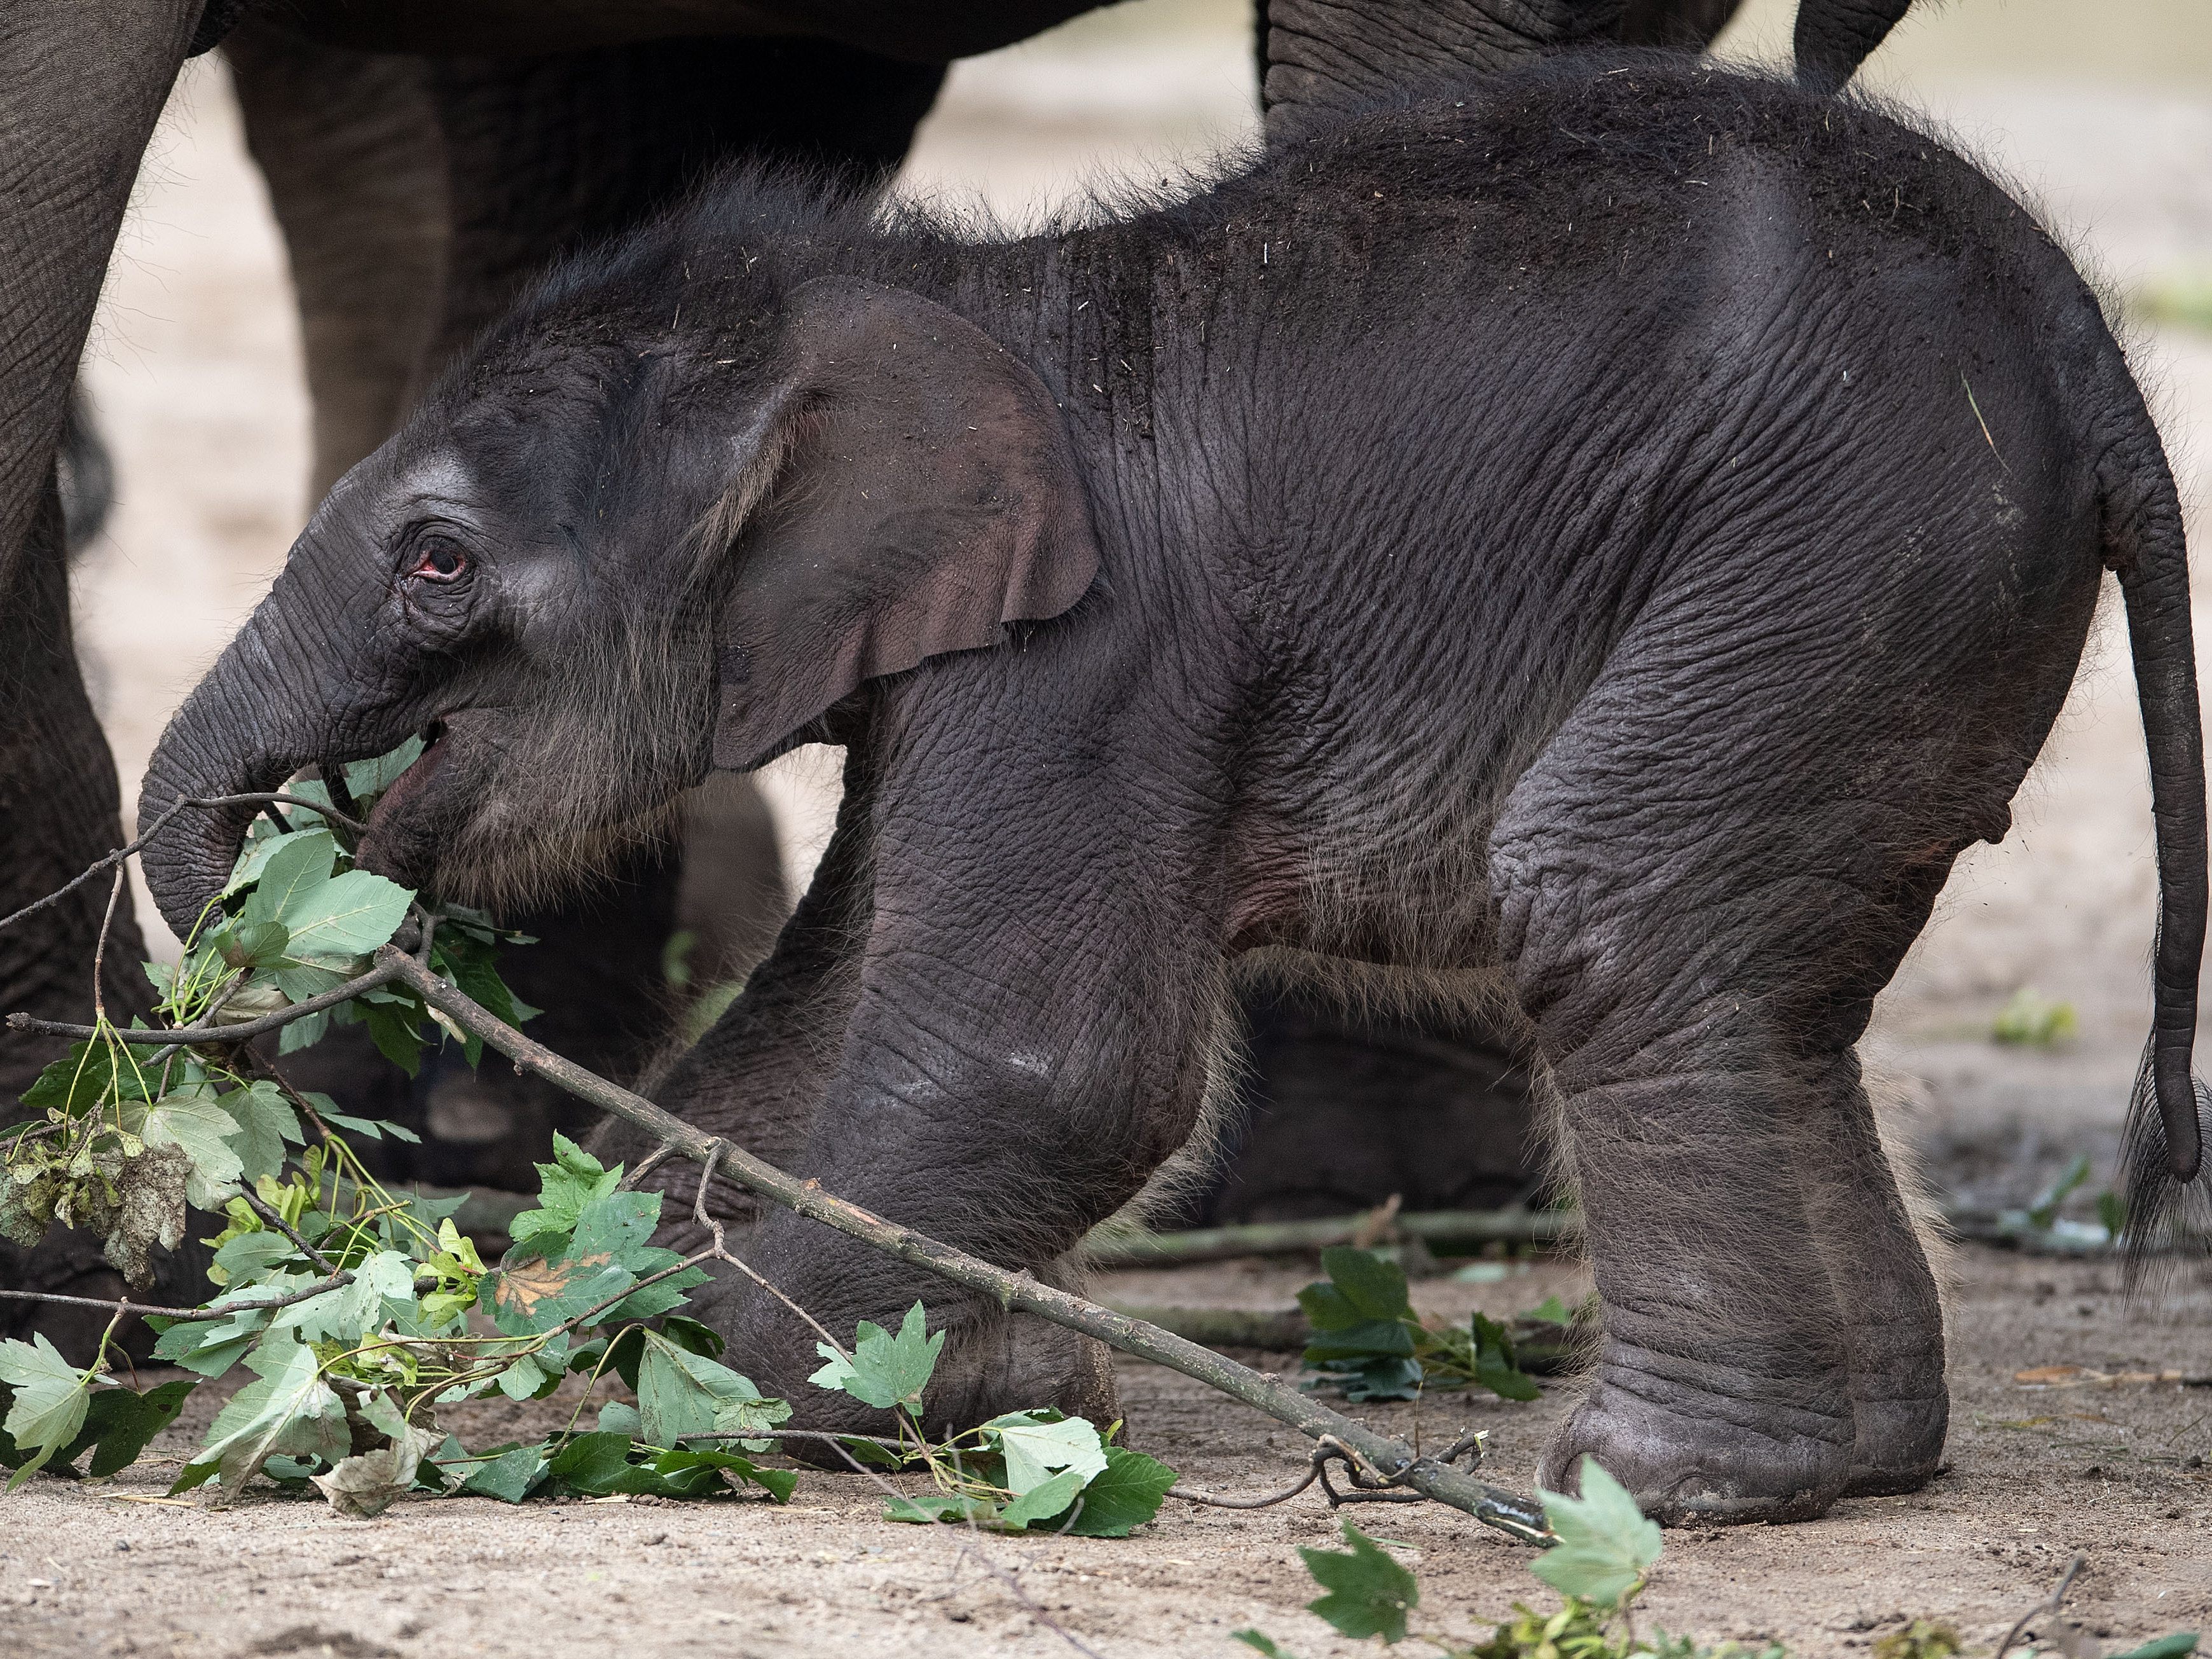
137 578 369 940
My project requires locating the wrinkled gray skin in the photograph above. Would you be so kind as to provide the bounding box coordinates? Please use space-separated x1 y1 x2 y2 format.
139 54 2203 1523
7 0 1923 1348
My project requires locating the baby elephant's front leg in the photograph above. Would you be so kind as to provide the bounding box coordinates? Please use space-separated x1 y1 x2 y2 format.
709 778 1225 1437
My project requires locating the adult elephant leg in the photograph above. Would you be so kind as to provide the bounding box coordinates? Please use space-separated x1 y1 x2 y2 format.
0 1 200 1087
0 4 210 1353
225 20 448 500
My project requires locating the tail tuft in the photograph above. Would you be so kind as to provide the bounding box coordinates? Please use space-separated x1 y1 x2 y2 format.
2117 1042 2212 1289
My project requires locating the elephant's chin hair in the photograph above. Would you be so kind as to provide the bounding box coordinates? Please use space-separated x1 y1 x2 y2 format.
429 797 684 918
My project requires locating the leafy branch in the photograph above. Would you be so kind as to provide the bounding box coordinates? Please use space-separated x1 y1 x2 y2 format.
0 747 1553 1543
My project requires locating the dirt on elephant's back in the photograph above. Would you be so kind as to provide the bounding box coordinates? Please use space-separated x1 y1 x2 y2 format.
0 1246 2204 1657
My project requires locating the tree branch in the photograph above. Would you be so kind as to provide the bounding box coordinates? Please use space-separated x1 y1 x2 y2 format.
375 945 1553 1545
6 958 401 1045
0 1269 354 1323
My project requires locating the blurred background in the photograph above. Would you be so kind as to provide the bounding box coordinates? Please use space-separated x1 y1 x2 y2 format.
67 0 2212 1212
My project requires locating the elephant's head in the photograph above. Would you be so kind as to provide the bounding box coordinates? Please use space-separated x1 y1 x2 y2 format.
139 258 1100 935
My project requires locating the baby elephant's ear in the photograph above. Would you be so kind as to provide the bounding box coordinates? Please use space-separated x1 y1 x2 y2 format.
707 275 1101 771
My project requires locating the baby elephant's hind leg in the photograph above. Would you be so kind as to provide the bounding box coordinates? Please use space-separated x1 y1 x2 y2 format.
1803 1063 1948 1497
1490 637 2030 1522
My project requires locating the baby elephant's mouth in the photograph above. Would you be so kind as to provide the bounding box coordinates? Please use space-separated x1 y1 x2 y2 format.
356 715 471 891
366 719 447 828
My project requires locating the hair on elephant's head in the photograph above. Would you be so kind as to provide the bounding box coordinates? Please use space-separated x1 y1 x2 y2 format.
139 233 1101 935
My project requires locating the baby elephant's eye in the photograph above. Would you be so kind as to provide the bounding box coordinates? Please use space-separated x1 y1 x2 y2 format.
407 537 468 581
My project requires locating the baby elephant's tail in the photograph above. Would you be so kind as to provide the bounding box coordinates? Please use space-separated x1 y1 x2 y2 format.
2101 359 2212 1276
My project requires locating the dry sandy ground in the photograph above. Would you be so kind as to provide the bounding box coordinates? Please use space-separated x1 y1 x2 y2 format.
0 1249 2206 1657
21 0 2212 1651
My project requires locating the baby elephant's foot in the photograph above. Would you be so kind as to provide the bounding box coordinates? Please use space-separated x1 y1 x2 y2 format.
1538 1340 1854 1525
1841 1377 1948 1497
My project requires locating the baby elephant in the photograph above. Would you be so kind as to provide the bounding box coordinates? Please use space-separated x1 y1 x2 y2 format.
141 53 2205 1524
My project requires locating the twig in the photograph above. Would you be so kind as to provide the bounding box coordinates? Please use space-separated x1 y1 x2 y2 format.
0 792 367 936
375 944 1553 1545
1994 1553 2088 1659
686 1141 850 1363
91 869 125 1024
1085 1207 1576 1266
617 1144 675 1193
238 1185 338 1274
8 957 401 1045
0 1269 354 1323
1165 1431 1485 1511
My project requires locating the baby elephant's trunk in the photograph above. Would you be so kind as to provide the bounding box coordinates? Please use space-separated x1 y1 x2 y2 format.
138 608 327 942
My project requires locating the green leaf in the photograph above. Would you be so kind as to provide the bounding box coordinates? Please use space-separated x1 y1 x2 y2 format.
569 1190 663 1268
0 1335 97 1487
1233 1633 1296 1658
1304 1356 1425 1402
149 1278 313 1377
2 1379 202 1480
484 1250 633 1337
317 1108 421 1143
1052 1443 1178 1538
171 1328 348 1497
455 1442 550 1504
224 829 334 899
22 1040 156 1113
432 928 541 1038
1301 1319 1416 1363
1522 1295 1579 1326
1471 1312 1542 1403
345 736 425 804
214 919 291 970
883 1492 985 1525
509 1133 621 1246
276 1250 416 1344
1301 1520 1418 1643
80 1379 196 1477
543 1431 792 1501
361 995 427 1077
2107 1637 2199 1659
238 832 336 930
1316 1247 1413 1321
1531 1457 1663 1611
660 1316 725 1358
279 869 414 958
219 1080 303 1185
808 1302 943 1415
998 1468 1088 1529
982 1410 1107 1496
636 1337 717 1446
135 1095 244 1210
636 1333 783 1449
708 1385 793 1453
212 1230 300 1287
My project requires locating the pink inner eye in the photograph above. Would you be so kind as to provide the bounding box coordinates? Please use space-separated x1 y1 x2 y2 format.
411 539 465 579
